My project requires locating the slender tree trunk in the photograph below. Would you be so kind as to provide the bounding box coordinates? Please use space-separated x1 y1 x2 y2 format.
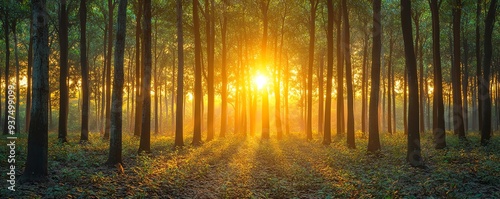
387 30 394 134
476 0 482 131
22 0 49 181
307 0 318 140
192 0 203 145
318 54 324 135
2 3 10 135
323 0 334 145
462 37 469 132
452 0 466 139
58 0 69 143
104 0 114 140
26 19 33 133
80 0 89 142
13 20 20 134
154 21 159 135
275 4 286 140
220 0 228 138
138 0 152 153
401 0 423 167
368 0 381 153
336 7 344 138
430 0 446 149
260 0 270 140
205 0 215 141
133 0 143 137
480 0 497 145
106 0 127 166
342 0 355 148
361 22 368 134
174 0 184 147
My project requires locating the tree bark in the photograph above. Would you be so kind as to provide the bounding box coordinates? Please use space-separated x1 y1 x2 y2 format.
174 30 184 143
342 0 355 149
138 0 152 154
430 0 446 149
80 0 89 142
104 0 114 140
452 0 466 139
323 0 334 145
106 0 127 166
22 0 49 181
368 0 381 153
192 0 203 145
58 0 69 143
401 0 423 167
133 0 143 137
480 0 497 145
307 0 318 140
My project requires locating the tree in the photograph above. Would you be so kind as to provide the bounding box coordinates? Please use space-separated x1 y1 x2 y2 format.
58 0 69 143
342 0 355 149
452 0 466 140
174 0 184 147
401 0 423 167
206 0 215 141
475 0 482 131
220 0 228 138
260 0 270 140
138 0 152 154
103 0 114 139
336 4 344 138
192 0 203 146
307 0 319 141
80 0 90 143
133 0 143 137
430 0 446 149
2 1 10 136
106 0 127 166
22 0 49 181
480 0 497 145
323 0 334 145
367 0 381 153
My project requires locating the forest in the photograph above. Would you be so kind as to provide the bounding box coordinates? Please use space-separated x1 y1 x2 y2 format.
1 0 500 197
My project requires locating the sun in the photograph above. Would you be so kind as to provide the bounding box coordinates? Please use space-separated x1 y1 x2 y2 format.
253 73 268 90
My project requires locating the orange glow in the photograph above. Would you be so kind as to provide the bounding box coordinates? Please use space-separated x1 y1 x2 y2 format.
253 73 268 90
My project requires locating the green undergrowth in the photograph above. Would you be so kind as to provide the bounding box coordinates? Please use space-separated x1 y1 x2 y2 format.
1 131 499 198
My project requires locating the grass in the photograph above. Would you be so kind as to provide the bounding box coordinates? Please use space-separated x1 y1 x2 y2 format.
1 131 500 198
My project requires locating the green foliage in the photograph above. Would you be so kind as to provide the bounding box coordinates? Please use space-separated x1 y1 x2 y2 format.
1 131 499 198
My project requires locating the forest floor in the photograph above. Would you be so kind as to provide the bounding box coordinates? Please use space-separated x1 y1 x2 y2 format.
1 130 500 198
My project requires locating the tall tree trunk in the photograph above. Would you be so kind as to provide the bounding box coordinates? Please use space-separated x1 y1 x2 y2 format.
342 0 355 149
192 0 203 145
307 0 318 140
480 0 497 145
323 0 334 145
58 0 69 143
22 0 49 181
133 0 143 137
430 0 446 149
104 0 114 139
80 0 89 142
361 22 368 134
452 0 466 139
275 3 286 140
401 0 423 167
220 0 228 138
336 6 344 138
26 18 33 133
153 21 158 135
106 0 127 166
462 37 469 132
138 0 152 153
368 0 381 153
260 0 270 140
2 3 10 135
387 30 394 134
476 0 482 131
175 0 184 147
205 0 215 141
13 20 20 134
318 54 324 135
